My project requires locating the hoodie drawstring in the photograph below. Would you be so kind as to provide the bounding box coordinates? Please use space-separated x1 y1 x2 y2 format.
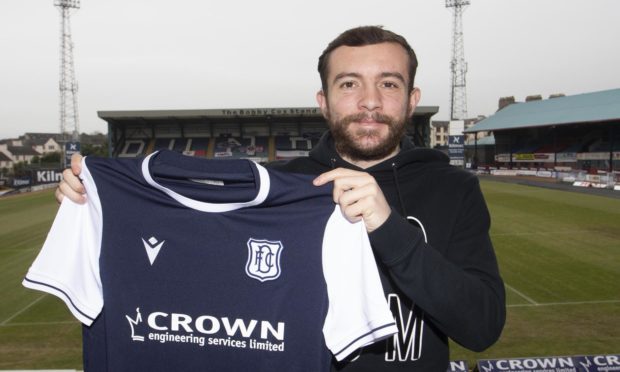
391 162 408 217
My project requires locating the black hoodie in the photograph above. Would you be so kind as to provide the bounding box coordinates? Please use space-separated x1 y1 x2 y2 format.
268 132 506 371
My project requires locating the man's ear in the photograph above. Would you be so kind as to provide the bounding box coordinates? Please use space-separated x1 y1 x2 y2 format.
316 90 329 120
408 87 421 118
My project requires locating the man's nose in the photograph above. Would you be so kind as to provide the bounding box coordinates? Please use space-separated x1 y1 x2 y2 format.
358 85 381 111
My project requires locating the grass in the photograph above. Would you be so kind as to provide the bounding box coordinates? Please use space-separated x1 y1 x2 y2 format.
450 180 620 367
0 189 82 369
1 181 619 369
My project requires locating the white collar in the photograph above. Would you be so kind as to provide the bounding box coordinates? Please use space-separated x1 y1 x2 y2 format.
141 151 270 212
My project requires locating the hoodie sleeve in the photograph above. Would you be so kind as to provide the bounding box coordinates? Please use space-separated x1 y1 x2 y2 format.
369 175 506 351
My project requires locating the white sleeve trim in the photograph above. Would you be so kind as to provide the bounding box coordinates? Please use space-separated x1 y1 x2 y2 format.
22 157 104 326
322 205 398 361
22 273 99 325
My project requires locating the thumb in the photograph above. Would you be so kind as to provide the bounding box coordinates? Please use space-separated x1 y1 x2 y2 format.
70 153 83 176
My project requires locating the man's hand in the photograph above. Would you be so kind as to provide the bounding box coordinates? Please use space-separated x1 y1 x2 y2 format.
313 168 391 233
55 153 85 204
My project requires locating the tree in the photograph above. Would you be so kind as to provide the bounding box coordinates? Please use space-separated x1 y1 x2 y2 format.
81 144 108 158
40 152 61 164
12 161 28 177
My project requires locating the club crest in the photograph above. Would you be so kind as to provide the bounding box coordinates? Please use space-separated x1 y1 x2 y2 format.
246 238 283 282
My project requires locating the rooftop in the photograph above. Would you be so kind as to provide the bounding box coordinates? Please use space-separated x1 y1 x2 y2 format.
465 88 620 133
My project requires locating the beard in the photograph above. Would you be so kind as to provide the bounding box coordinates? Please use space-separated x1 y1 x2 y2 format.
328 111 407 163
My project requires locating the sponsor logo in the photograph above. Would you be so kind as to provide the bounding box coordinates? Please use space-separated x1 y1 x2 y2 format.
64 142 80 168
125 307 285 352
576 355 620 371
480 361 494 372
449 135 462 145
125 307 145 341
142 236 165 265
449 360 469 372
580 357 594 371
12 178 31 187
477 354 620 371
485 357 575 370
246 238 283 282
36 170 63 184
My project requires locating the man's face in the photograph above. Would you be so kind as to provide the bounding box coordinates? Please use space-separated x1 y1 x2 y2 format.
317 42 420 164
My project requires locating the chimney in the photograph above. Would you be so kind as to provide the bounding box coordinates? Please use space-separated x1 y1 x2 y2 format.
525 94 543 102
549 93 566 99
498 96 516 111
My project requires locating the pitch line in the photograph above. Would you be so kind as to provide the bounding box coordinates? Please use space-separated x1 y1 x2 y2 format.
504 283 538 305
508 299 620 308
0 320 78 327
0 294 46 326
491 229 595 237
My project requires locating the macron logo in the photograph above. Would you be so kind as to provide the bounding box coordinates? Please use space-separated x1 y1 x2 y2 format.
142 236 165 265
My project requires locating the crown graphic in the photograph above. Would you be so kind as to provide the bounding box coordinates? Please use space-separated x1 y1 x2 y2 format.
126 307 145 342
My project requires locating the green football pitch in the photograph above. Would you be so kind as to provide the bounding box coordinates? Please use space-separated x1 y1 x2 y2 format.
1 180 619 369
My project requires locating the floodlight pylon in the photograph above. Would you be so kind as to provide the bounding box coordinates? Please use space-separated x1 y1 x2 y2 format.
55 0 80 141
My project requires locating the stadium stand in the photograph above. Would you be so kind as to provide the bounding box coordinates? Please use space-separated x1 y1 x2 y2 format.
118 140 146 157
96 106 439 162
561 142 581 154
210 135 269 161
465 88 620 174
514 144 538 154
88 97 619 186
188 137 210 157
173 138 189 153
153 138 174 151
275 136 312 151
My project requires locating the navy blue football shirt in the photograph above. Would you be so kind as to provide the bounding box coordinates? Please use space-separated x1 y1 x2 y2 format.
24 150 397 371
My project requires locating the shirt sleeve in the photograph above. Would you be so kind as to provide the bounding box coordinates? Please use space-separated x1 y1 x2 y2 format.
322 205 398 361
22 158 104 326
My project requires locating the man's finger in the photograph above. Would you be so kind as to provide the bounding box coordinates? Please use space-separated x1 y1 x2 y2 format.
62 168 85 194
313 168 361 186
57 180 87 204
54 186 65 204
70 153 83 176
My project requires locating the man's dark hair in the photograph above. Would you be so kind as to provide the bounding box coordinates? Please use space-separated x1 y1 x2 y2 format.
317 26 418 95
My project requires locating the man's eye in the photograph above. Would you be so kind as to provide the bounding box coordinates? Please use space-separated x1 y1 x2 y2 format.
381 81 399 89
340 81 356 89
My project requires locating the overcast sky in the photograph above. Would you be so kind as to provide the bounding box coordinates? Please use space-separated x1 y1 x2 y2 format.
1 0 619 139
